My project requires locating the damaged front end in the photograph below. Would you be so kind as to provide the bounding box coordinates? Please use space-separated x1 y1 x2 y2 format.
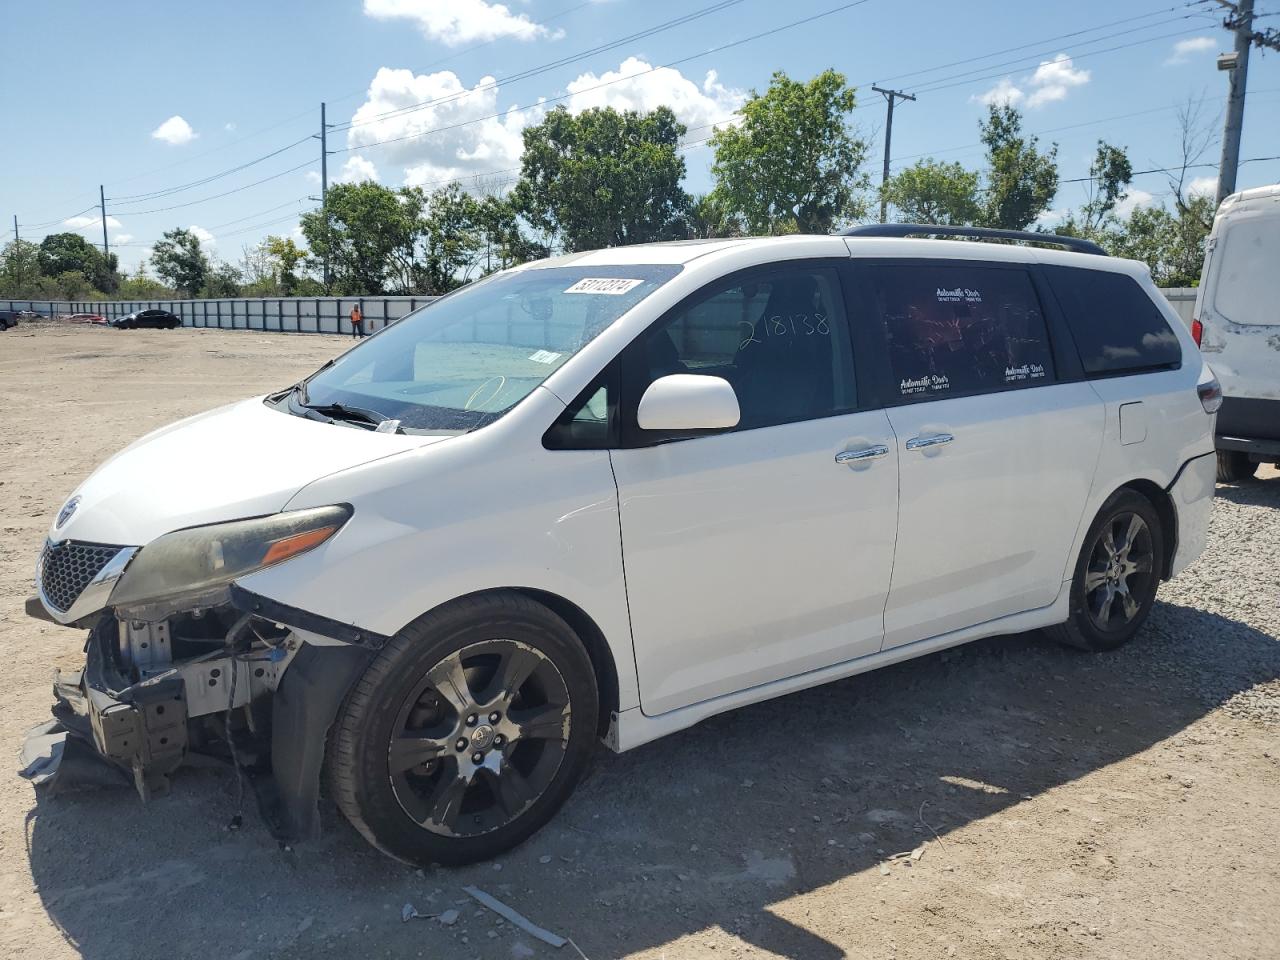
21 507 381 842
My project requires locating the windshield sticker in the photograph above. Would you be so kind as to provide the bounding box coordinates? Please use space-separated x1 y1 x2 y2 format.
936 287 983 304
528 349 563 364
1004 362 1047 383
564 278 644 295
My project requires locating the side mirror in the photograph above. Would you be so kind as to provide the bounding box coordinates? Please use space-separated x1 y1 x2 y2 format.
637 374 740 433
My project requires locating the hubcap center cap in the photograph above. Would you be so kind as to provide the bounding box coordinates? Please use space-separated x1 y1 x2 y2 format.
470 724 497 751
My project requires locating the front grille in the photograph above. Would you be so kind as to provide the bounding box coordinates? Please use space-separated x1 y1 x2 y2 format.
39 540 124 613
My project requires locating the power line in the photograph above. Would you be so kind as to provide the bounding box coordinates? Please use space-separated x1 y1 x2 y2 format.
107 135 314 203
108 159 316 217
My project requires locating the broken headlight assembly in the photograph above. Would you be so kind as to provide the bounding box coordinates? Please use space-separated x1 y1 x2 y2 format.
108 504 352 608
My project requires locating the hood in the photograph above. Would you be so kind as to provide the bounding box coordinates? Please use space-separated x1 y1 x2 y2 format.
51 397 447 546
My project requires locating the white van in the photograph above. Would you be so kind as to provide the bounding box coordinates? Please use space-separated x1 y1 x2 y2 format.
1192 183 1280 481
24 227 1220 865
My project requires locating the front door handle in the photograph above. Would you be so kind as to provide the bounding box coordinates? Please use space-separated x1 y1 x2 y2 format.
905 433 954 451
835 444 889 464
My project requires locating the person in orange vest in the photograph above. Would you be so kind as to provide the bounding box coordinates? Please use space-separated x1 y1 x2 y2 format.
349 304 364 338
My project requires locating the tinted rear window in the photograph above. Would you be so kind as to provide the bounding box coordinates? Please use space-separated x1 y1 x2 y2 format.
1042 266 1181 375
869 263 1055 401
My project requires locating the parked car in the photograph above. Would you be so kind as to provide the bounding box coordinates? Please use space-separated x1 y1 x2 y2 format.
0 310 18 331
1192 183 1280 481
24 227 1218 866
110 308 181 330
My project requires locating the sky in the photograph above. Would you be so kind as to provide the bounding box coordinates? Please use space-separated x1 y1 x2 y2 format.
2 0 1278 273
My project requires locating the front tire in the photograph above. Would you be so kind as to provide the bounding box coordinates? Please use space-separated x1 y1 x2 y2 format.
1216 450 1258 483
1047 489 1164 652
329 593 598 865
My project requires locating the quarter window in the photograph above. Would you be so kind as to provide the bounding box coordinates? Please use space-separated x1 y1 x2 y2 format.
870 264 1055 401
1041 265 1182 374
627 266 857 432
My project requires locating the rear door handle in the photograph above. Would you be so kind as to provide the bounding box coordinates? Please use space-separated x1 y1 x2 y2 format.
905 433 954 451
835 444 890 464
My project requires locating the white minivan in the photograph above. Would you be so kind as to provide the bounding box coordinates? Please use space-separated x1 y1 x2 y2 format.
1191 183 1280 481
25 227 1220 865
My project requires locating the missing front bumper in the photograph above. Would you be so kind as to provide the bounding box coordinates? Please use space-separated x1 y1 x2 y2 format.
20 624 188 800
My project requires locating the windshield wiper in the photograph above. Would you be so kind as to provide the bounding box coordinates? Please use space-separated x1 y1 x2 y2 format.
299 401 401 432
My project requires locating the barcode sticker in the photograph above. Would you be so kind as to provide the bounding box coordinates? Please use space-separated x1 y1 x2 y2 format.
563 278 644 295
528 350 563 363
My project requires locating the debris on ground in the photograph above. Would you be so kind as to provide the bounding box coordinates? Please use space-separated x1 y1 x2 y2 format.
463 886 569 948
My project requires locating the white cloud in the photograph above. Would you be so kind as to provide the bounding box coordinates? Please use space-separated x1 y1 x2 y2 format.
1114 188 1155 218
188 224 216 247
1026 54 1090 108
974 53 1090 110
112 233 135 244
363 0 557 46
976 77 1024 108
151 115 198 145
1188 175 1218 197
566 58 744 133
305 170 322 185
346 67 540 188
1166 36 1216 65
224 121 237 132
337 155 380 184
65 214 122 230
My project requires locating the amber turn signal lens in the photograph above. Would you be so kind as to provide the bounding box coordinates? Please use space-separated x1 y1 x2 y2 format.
261 525 340 567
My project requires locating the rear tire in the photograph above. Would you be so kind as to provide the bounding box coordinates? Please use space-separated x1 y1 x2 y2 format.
328 592 598 866
1047 489 1164 652
1215 450 1258 483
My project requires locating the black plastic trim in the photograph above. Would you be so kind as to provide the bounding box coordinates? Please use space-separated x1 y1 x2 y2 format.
228 584 391 650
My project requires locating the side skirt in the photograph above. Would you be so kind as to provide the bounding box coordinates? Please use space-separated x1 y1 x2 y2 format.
607 586 1070 753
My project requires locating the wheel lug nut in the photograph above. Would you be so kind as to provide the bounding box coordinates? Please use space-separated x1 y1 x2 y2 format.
471 752 483 764
455 738 467 751
465 714 478 727
493 734 505 747
488 712 500 723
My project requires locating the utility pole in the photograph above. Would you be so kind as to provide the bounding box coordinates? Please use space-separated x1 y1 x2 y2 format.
12 215 17 243
316 102 332 292
1216 0 1253 204
99 184 110 260
872 86 916 223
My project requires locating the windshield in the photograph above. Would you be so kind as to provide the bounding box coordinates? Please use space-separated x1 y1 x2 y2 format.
295 264 681 432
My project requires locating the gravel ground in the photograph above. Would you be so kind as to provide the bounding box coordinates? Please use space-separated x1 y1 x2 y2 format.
1 325 1277 960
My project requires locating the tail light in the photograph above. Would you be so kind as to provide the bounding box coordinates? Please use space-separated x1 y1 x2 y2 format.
1197 372 1223 414
1190 318 1204 347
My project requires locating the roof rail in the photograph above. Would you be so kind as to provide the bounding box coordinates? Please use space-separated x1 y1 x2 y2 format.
838 223 1108 257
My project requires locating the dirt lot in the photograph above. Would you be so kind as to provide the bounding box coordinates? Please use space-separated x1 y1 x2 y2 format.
0 324 1277 960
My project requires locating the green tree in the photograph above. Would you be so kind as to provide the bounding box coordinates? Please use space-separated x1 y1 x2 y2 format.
978 105 1059 230
299 181 423 294
1105 195 1214 286
117 264 175 300
263 235 308 295
421 184 481 293
202 261 243 297
513 105 690 251
150 228 210 296
709 70 869 234
882 159 982 225
0 239 43 297
474 194 542 272
37 232 117 293
684 192 747 239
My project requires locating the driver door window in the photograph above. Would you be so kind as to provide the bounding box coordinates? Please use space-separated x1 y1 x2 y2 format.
623 266 857 439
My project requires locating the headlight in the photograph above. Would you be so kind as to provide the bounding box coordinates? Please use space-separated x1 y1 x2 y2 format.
109 505 351 607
